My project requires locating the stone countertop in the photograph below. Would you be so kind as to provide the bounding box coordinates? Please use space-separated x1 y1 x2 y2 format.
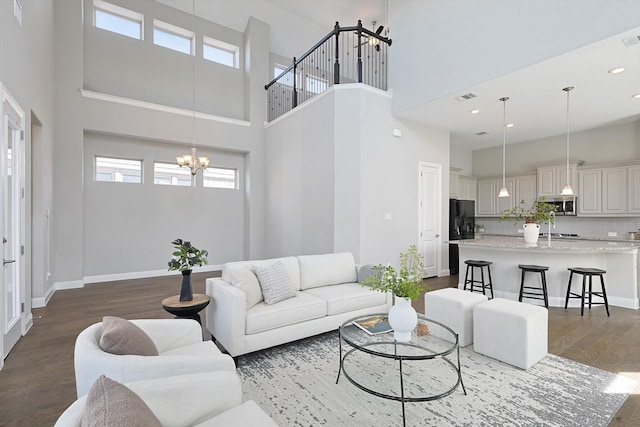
451 235 640 252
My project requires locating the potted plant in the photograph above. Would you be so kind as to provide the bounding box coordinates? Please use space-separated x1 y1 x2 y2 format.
499 197 558 244
361 245 427 341
167 238 208 301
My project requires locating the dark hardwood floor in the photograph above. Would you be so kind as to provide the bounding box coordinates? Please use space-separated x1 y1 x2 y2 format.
0 273 638 426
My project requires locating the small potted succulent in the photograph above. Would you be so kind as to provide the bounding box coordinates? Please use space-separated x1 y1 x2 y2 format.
167 238 208 301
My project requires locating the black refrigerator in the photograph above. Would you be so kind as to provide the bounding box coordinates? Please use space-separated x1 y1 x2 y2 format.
449 199 475 274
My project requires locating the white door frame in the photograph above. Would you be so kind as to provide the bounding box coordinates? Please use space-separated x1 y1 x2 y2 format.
1 83 26 368
418 162 442 277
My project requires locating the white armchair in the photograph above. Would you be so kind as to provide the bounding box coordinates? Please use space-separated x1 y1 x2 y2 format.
55 371 278 427
74 318 236 398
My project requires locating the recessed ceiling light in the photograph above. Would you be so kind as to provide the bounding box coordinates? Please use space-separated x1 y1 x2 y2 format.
506 123 515 128
469 109 480 114
608 67 625 74
633 93 640 99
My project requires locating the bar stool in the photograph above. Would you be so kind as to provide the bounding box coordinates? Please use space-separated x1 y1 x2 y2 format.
463 260 494 299
518 264 549 307
564 267 610 316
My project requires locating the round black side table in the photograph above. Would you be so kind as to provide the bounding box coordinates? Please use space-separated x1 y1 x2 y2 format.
161 293 211 325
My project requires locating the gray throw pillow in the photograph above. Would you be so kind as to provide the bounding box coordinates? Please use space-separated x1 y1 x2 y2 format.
358 264 376 283
81 375 162 427
99 316 159 356
253 261 297 305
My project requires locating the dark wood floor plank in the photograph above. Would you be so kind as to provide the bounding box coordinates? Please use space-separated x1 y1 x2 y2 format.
0 272 638 426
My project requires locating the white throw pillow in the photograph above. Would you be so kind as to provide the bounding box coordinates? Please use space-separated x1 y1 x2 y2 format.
228 266 263 309
253 261 297 305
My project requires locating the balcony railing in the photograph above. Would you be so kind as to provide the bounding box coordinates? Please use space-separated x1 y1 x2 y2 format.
265 20 392 122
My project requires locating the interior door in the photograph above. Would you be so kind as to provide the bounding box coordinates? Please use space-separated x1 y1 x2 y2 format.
1 86 25 361
419 163 441 278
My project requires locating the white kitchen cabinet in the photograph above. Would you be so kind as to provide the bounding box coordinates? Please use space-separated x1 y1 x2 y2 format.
537 164 578 197
449 168 461 198
602 167 627 214
628 165 640 214
515 174 537 208
458 176 477 201
477 179 496 216
578 169 602 215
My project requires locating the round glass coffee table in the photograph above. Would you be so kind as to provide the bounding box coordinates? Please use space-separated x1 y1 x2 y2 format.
336 313 466 426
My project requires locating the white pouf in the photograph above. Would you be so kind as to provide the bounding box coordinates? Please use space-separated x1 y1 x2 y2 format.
473 298 548 370
424 288 488 347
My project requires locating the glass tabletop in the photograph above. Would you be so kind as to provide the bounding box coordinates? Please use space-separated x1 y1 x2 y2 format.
339 313 458 360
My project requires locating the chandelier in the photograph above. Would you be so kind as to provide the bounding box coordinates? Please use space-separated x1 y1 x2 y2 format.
176 0 209 176
177 147 210 176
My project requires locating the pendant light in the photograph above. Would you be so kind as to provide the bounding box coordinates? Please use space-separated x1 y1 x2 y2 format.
498 96 510 198
176 0 210 177
560 86 574 196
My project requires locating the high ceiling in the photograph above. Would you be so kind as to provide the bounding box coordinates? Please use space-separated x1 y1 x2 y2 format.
156 1 640 151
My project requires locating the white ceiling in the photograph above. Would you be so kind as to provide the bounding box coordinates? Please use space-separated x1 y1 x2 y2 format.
157 1 640 151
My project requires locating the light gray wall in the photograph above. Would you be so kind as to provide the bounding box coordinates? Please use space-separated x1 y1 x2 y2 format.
450 142 473 176
0 0 56 308
82 133 245 278
50 0 268 291
83 0 245 119
389 0 640 114
265 85 451 273
472 120 640 177
263 91 336 257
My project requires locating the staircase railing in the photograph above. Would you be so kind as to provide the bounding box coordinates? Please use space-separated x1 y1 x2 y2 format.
265 20 392 122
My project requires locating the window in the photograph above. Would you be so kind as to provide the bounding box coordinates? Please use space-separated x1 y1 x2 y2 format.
153 20 194 55
203 167 237 189
203 37 239 68
93 0 143 40
95 157 142 183
154 162 192 186
274 65 295 87
306 74 328 94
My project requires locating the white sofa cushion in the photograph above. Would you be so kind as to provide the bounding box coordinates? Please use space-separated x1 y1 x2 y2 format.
195 401 278 427
253 261 297 305
298 253 357 290
304 283 388 315
227 266 263 309
222 256 301 291
246 292 326 334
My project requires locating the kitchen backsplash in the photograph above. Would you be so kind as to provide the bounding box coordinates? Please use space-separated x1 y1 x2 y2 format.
476 216 640 240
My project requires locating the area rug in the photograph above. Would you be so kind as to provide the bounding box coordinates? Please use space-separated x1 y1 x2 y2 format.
236 331 636 427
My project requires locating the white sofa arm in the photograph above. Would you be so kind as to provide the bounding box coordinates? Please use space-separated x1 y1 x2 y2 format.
55 371 243 427
205 278 247 357
132 318 202 353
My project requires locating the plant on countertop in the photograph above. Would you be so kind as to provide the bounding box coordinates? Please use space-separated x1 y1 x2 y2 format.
499 196 558 225
361 245 427 301
167 238 208 272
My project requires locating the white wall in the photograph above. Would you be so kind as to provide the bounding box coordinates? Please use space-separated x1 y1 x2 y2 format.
472 120 640 177
389 0 640 114
450 142 473 176
82 133 245 279
265 85 451 273
263 90 336 257
0 0 56 310
49 0 268 294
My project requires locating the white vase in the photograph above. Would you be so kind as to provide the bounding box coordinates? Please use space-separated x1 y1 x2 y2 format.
523 223 540 244
388 296 418 342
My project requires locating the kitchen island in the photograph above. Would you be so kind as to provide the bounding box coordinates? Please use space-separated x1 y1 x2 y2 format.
453 236 640 309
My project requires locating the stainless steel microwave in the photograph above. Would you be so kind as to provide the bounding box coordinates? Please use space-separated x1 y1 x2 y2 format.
539 196 577 215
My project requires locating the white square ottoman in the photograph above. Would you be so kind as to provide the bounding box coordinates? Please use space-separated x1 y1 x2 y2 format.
424 288 488 347
473 298 548 370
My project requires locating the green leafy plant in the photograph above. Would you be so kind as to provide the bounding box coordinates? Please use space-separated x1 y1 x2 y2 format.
499 196 558 225
167 238 208 272
361 245 427 301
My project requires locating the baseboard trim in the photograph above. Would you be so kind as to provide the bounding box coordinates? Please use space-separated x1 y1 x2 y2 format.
32 283 57 308
55 280 85 291
83 264 224 285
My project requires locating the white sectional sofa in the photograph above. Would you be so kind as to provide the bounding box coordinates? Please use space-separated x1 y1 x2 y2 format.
205 252 392 357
